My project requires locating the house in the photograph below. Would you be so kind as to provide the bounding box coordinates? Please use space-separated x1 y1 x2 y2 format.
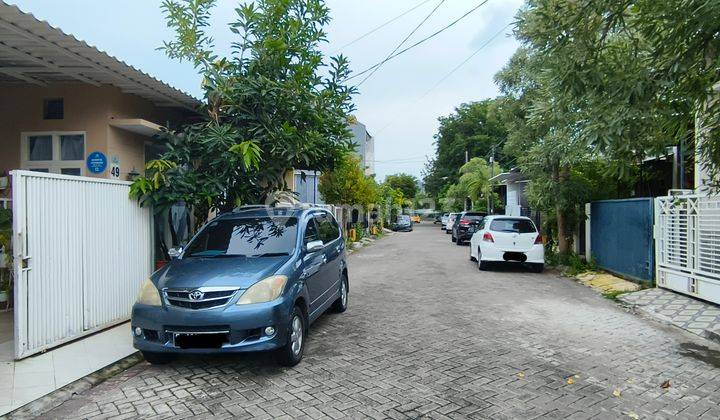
291 118 375 204
489 167 530 217
0 2 199 414
0 2 199 181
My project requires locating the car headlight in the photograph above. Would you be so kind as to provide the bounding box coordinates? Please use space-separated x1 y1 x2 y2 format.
136 278 161 306
237 275 288 305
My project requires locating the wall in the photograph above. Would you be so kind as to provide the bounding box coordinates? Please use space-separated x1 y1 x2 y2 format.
0 84 111 176
0 83 190 180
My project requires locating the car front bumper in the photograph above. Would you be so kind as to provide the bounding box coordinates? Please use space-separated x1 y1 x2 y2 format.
131 297 292 354
479 243 544 264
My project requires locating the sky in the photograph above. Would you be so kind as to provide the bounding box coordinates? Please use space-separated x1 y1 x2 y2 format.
9 0 523 181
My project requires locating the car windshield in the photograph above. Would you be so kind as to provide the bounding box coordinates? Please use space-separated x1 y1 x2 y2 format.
489 218 536 234
399 215 411 222
185 217 298 258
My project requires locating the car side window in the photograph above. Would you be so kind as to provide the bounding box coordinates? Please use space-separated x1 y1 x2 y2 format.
315 213 339 244
304 218 320 244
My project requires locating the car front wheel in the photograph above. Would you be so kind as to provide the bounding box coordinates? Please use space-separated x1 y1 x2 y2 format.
275 306 306 367
331 274 348 313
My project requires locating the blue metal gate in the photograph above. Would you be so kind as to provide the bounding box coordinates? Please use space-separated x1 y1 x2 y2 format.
590 198 654 282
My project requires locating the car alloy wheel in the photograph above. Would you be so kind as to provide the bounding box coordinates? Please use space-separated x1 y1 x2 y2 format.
290 315 303 356
340 279 347 308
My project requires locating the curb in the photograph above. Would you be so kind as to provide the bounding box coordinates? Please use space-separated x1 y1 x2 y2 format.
619 301 720 346
6 352 143 419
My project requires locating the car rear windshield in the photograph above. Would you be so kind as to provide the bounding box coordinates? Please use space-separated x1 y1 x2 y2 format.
185 217 298 258
489 218 537 234
399 215 411 222
462 213 485 221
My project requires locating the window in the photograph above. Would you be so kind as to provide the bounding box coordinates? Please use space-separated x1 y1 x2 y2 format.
314 213 339 243
489 218 537 234
185 217 298 257
43 98 64 120
304 219 320 244
22 132 85 176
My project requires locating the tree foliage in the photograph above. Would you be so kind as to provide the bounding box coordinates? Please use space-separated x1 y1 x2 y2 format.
318 154 377 206
423 99 509 200
441 158 503 212
131 0 356 226
383 173 419 199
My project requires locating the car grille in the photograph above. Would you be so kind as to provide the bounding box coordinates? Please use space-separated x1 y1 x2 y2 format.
164 288 238 310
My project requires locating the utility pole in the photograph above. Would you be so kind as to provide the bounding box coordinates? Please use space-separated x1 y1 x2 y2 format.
487 145 495 214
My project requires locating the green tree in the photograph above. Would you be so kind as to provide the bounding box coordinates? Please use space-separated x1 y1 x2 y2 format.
318 154 377 207
440 158 502 213
130 0 356 227
423 100 509 200
384 173 419 199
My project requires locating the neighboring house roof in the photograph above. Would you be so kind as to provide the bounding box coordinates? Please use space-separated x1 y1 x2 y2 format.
489 167 528 184
0 1 200 110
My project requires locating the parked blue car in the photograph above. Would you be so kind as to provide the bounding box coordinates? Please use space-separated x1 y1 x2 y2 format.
131 206 348 367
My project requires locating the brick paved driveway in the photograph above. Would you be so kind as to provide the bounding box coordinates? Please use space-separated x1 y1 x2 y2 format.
40 224 720 419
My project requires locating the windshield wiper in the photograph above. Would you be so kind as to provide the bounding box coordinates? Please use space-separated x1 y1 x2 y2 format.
188 252 246 258
250 252 290 258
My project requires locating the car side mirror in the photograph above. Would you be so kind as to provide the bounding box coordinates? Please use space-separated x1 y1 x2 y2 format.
305 240 324 253
168 247 183 259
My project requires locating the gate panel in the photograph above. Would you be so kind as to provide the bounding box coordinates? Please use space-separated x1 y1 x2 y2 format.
656 194 720 304
590 198 654 282
12 171 152 359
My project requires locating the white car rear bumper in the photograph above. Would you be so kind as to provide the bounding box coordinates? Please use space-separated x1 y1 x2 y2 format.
479 243 544 264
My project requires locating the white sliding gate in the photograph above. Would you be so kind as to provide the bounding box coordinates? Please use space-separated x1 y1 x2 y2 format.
655 193 720 304
12 170 152 359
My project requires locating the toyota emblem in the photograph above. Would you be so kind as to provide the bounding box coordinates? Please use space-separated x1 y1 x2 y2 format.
189 290 204 301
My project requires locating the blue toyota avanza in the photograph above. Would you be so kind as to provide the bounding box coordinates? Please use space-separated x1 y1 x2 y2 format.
131 206 348 367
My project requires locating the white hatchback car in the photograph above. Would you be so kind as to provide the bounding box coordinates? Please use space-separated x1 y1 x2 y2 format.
469 215 544 272
444 213 459 233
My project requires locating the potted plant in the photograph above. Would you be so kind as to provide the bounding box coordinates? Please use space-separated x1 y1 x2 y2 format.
0 171 8 190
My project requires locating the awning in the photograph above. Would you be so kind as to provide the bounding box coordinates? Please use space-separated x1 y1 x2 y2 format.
0 1 200 110
489 167 527 184
109 118 163 137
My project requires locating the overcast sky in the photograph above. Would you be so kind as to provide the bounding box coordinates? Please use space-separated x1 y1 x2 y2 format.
10 0 522 181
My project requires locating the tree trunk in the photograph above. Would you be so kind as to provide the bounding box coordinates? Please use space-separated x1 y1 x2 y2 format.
555 165 572 256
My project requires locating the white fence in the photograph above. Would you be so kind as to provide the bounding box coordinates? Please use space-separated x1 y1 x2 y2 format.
655 193 720 304
12 171 152 359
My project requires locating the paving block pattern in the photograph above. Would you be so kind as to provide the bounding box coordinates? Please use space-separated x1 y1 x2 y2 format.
38 227 720 419
620 288 720 337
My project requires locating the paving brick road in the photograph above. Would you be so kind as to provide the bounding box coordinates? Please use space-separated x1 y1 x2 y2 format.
39 224 720 419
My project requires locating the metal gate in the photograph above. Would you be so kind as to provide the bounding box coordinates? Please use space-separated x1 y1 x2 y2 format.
12 171 152 359
589 198 654 282
655 193 720 304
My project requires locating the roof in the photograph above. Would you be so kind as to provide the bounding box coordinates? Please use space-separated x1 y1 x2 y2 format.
489 167 527 184
219 205 331 219
0 1 200 110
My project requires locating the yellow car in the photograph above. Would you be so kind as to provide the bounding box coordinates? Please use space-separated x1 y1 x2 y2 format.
410 215 422 223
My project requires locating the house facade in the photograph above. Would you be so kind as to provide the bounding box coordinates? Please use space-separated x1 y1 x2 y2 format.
0 2 198 182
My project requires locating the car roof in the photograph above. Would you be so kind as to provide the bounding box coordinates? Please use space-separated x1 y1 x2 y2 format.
485 215 533 221
216 206 328 220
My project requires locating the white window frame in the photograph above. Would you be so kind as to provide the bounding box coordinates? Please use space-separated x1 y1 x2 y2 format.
20 131 86 176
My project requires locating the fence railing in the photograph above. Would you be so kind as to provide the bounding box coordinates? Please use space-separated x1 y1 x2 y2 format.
655 194 720 304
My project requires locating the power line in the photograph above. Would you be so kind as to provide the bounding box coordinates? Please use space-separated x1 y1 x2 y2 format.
356 0 446 88
331 0 435 54
418 23 511 99
345 0 492 83
373 22 512 135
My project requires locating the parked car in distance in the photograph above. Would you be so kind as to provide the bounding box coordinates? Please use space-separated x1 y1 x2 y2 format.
393 214 413 232
410 215 422 224
440 213 449 228
451 211 487 245
444 213 458 233
469 215 544 272
132 206 349 367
